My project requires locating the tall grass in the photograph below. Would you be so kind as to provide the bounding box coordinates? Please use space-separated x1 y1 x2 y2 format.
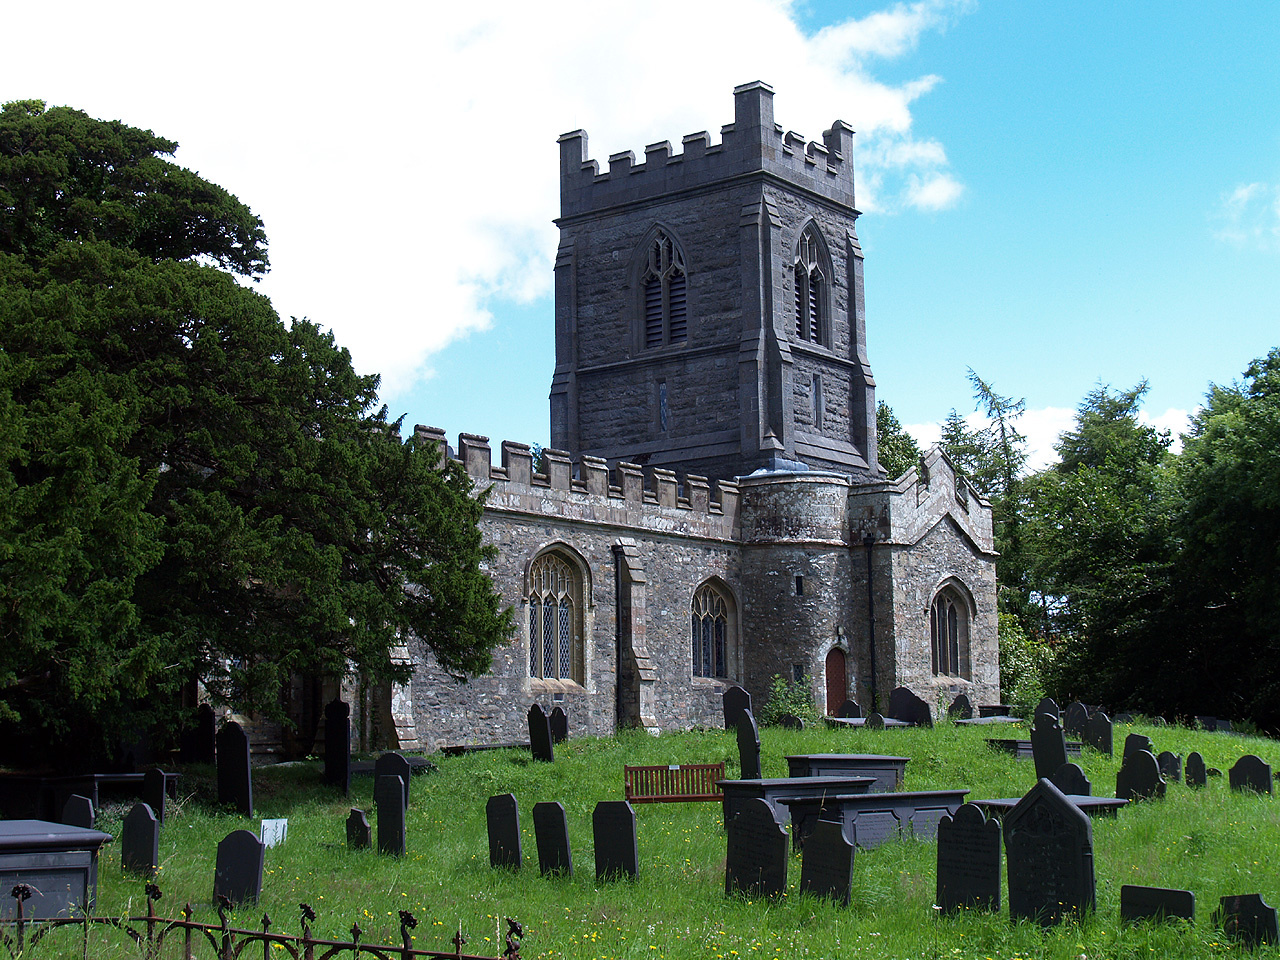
79 720 1280 959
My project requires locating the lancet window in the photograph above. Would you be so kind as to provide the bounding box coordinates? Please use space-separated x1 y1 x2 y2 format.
528 551 583 683
642 231 688 348
794 226 826 344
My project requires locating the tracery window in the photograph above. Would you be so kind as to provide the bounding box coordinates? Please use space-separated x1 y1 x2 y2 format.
692 581 732 679
528 551 583 683
794 226 826 344
930 589 970 679
642 231 688 348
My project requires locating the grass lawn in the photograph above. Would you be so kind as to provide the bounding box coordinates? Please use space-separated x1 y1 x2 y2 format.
68 719 1280 958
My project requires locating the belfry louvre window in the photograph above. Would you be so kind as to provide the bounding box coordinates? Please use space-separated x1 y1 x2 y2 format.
794 227 825 344
930 591 969 679
692 583 730 679
642 231 688 347
528 552 583 682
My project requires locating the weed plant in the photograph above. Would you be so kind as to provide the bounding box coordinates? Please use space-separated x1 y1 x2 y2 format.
72 720 1280 959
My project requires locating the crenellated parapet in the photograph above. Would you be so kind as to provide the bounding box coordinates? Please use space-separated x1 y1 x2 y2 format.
557 81 856 221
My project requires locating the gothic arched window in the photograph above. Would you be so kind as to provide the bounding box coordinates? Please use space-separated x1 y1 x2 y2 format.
528 551 584 683
794 225 826 345
641 230 688 348
692 581 734 679
930 589 970 679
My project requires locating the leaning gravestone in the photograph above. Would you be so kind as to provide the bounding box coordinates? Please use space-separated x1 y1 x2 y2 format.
1185 752 1207 788
948 693 974 721
724 797 788 899
865 712 886 730
62 794 95 829
533 801 572 877
1050 762 1091 797
1120 884 1195 923
1063 702 1090 739
1084 711 1113 756
1123 733 1155 762
323 698 351 796
799 818 854 906
776 713 804 730
1030 714 1069 781
216 721 253 816
549 705 569 744
936 803 1001 913
1217 894 1279 947
143 768 167 824
1229 755 1273 795
528 704 555 763
887 686 932 727
837 699 862 719
486 793 522 869
212 829 264 907
346 809 371 850
723 686 752 731
593 801 638 880
1116 750 1166 801
1157 752 1182 783
374 752 412 808
1004 778 1095 925
121 803 160 876
375 774 407 856
737 710 762 781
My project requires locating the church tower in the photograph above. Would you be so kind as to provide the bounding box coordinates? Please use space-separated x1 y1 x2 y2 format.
550 82 880 481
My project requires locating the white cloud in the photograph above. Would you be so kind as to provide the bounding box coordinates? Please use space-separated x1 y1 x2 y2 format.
1213 181 1280 251
1 0 970 404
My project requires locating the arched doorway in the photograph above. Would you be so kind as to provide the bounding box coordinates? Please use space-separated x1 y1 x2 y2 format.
825 648 847 715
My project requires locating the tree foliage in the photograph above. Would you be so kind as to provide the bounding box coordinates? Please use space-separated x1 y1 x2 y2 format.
875 401 921 479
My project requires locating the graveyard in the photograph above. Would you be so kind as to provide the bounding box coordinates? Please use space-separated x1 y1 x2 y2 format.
5 712 1280 959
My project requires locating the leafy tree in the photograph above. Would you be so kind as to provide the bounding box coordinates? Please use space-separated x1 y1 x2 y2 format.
875 401 921 479
1 102 511 762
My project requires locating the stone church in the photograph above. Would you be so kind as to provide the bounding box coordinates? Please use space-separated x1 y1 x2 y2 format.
401 82 998 749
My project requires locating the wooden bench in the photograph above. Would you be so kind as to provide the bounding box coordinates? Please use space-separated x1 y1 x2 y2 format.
624 763 725 803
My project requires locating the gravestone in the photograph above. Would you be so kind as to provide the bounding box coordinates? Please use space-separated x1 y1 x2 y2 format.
936 803 1001 913
62 794 94 829
1122 733 1155 762
723 686 752 731
1196 715 1218 731
1030 714 1068 781
374 752 412 808
737 710 762 780
1219 720 1234 733
181 703 217 763
1050 762 1091 797
1114 712 1135 724
799 818 854 906
947 693 974 721
549 705 569 744
865 712 885 730
486 794 522 869
260 818 288 848
1185 752 1207 788
212 829 264 907
1208 767 1223 778
1229 755 1273 794
533 801 572 877
216 721 253 816
837 699 862 719
887 686 932 727
1217 894 1279 947
776 713 803 730
592 801 638 880
724 797 788 898
1116 750 1166 801
1120 884 1195 923
323 698 351 796
1084 711 1113 756
528 704 555 763
346 809 371 849
1157 752 1182 783
375 774 407 856
1004 778 1095 925
121 802 160 876
143 768 167 824
1033 696 1060 724
1063 702 1090 739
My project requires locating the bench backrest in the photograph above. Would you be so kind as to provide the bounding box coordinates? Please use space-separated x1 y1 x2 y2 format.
624 763 725 803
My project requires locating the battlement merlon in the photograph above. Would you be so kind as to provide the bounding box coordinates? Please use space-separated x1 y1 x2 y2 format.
557 82 856 220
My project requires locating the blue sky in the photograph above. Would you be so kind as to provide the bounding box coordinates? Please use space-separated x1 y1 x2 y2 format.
5 1 1277 468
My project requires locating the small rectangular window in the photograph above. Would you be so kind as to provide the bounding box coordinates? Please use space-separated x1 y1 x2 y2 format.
792 664 805 683
812 374 824 429
658 381 669 432
795 575 804 596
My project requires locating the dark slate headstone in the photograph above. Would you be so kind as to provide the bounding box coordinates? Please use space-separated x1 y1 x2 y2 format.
533 801 572 877
528 704 555 763
1114 712 1136 725
486 794 521 869
1050 762 1091 797
143 768 167 824
1120 884 1195 923
1122 733 1155 762
723 686 752 731
865 712 886 730
62 794 95 829
1219 720 1234 733
837 699 862 719
549 705 569 744
1185 751 1207 788
1030 714 1069 781
374 752 412 808
593 801 638 880
1196 715 1218 731
212 829 264 907
1152 716 1168 726
737 710 762 781
1004 778 1095 925
1033 696 1060 725
1063 702 1090 739
1157 752 1182 783
936 803 1001 913
181 703 217 764
215 721 253 816
1208 767 1223 778
1084 711 1113 756
776 713 804 730
947 693 974 721
1217 894 1279 947
724 797 788 899
799 818 854 906
375 774 407 856
346 809 371 850
121 802 160 876
1116 750 1166 801
323 698 351 796
887 686 932 727
1229 755 1273 795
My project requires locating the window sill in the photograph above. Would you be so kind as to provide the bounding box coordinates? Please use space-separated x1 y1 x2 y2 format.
530 677 585 695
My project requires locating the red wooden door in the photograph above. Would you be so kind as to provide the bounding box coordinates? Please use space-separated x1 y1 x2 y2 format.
825 648 847 715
